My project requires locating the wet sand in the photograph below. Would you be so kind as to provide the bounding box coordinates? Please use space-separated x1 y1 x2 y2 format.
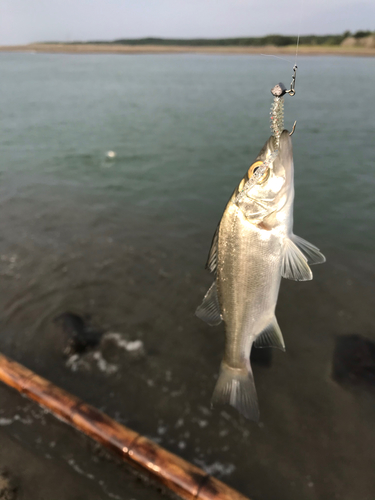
1 43 375 57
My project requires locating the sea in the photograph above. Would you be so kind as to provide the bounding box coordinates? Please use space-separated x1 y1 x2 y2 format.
0 52 374 500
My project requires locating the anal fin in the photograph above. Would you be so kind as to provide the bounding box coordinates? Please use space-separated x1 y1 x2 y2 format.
195 281 222 326
254 317 285 351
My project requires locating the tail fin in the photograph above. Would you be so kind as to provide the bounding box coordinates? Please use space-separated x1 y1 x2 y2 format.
211 362 259 421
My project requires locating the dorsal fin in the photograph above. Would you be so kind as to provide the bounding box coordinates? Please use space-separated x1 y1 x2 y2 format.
195 281 222 326
205 225 219 273
254 317 285 351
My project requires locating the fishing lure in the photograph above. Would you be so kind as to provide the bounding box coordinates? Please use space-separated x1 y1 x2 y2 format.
235 65 297 208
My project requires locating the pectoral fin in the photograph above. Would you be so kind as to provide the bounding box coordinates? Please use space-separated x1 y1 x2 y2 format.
291 234 326 265
205 225 219 273
195 281 222 326
281 237 313 281
254 317 285 351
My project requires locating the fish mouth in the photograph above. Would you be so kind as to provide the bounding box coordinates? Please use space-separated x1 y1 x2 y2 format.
256 130 292 162
254 130 293 180
251 130 294 205
276 130 293 169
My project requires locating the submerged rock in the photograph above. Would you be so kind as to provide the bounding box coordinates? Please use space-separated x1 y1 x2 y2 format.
332 334 375 389
0 469 18 500
54 312 102 355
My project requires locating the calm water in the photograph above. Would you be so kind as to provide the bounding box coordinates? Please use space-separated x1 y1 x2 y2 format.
0 53 375 500
1 53 374 257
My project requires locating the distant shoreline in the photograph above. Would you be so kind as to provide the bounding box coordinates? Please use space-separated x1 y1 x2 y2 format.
1 43 375 57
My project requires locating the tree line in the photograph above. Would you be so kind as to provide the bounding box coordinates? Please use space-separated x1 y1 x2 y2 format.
73 31 374 47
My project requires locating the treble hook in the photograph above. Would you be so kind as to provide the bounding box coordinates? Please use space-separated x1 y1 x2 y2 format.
285 64 297 96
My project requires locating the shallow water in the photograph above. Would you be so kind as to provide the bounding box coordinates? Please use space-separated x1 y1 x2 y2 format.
0 53 375 500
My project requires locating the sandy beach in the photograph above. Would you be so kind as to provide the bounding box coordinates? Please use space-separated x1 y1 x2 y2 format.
1 42 375 57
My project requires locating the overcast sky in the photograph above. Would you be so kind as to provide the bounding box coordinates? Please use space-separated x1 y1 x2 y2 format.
1 0 374 45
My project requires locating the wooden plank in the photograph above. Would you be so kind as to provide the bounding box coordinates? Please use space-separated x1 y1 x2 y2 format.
128 435 206 499
0 353 251 500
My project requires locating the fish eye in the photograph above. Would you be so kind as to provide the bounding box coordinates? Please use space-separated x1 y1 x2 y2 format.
248 161 269 184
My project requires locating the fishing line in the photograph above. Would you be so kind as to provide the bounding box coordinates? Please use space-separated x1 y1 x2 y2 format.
294 0 304 65
260 54 294 65
240 0 304 203
295 32 301 65
260 0 305 76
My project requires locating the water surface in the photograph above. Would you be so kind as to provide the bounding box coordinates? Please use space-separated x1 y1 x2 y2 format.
0 53 374 500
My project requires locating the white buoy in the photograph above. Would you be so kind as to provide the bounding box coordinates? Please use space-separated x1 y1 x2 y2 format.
106 150 116 159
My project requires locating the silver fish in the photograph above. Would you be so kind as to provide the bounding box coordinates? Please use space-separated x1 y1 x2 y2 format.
196 129 325 421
